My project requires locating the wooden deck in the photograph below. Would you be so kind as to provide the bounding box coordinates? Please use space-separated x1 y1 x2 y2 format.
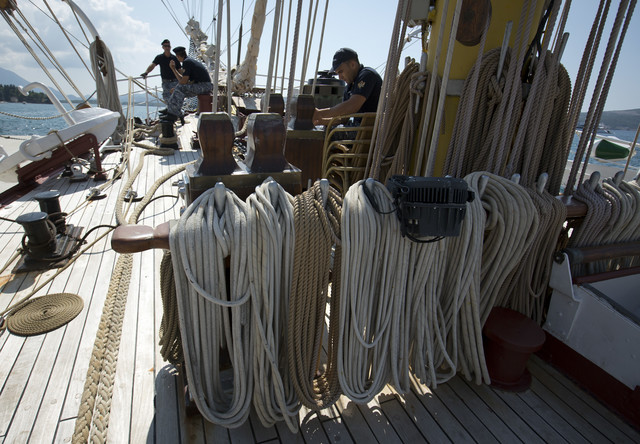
1 119 639 443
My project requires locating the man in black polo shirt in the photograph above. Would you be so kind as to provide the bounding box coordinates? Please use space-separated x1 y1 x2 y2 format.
163 46 213 122
141 39 181 104
313 48 382 125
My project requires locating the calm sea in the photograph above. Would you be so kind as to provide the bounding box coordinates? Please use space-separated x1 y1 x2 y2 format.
0 102 160 136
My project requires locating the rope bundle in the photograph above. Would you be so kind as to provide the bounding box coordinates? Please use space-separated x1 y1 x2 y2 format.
465 172 540 323
247 181 300 432
169 185 254 428
338 180 399 402
569 174 640 276
501 180 567 323
288 181 343 410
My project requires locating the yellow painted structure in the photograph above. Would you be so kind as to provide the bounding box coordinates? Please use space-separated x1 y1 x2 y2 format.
424 0 547 176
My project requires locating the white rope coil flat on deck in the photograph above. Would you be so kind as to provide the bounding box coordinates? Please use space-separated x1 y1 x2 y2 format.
169 184 253 428
247 180 300 432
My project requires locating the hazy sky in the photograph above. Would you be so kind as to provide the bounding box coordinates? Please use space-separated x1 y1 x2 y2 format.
0 0 638 111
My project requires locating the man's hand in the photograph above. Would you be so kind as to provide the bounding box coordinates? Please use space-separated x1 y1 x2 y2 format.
140 72 148 79
169 60 175 69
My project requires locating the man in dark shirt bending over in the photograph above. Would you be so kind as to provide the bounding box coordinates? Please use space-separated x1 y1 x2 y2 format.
141 39 181 104
313 48 382 126
162 46 213 122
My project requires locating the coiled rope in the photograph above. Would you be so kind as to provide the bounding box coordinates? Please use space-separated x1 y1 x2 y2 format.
169 184 254 428
247 180 300 432
469 172 540 324
338 180 399 402
287 181 343 410
159 250 182 365
505 182 567 323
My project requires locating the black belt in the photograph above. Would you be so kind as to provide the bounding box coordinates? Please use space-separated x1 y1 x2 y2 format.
161 78 176 81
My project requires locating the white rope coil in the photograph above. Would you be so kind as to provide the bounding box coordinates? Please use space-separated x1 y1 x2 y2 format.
338 179 399 402
169 184 253 428
247 180 300 432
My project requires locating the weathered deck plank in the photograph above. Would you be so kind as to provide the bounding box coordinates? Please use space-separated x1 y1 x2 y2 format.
529 356 640 442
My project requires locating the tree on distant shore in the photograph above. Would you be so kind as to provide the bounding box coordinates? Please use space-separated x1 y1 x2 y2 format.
0 84 51 104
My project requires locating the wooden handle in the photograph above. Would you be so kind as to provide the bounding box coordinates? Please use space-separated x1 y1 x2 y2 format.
111 222 170 253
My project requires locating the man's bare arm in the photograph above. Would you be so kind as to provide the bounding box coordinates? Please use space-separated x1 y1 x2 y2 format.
313 94 367 125
170 60 189 84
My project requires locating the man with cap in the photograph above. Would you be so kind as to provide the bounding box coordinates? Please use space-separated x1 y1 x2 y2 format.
161 46 213 122
313 48 382 126
140 39 181 104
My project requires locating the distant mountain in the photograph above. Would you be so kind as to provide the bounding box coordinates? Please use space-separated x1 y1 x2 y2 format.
575 109 640 131
0 67 28 87
0 67 81 102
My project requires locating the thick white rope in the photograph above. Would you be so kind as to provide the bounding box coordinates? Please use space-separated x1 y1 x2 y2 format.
169 185 254 428
247 180 300 432
338 179 400 402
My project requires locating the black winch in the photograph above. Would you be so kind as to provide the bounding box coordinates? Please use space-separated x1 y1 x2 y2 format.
386 175 475 241
12 192 83 273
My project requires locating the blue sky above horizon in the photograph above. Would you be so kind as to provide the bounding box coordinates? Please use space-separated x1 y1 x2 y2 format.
0 0 638 111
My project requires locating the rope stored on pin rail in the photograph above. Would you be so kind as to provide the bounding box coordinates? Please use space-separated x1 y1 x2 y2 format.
287 180 343 410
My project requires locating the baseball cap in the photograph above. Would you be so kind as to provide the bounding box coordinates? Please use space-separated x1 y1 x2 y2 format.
330 48 358 74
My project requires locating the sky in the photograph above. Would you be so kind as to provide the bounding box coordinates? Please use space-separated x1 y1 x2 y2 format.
0 0 638 111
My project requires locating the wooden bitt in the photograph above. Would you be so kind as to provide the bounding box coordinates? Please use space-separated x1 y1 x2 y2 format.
456 0 492 46
289 94 315 130
196 112 238 175
244 113 288 173
285 128 324 188
197 93 213 113
267 93 285 116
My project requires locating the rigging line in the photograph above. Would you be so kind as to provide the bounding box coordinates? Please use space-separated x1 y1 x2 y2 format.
12 6 87 100
26 0 90 50
42 0 95 82
310 0 329 95
180 0 190 20
300 0 320 91
298 0 317 91
280 0 294 93
272 0 286 88
374 38 419 73
218 4 277 62
160 0 189 39
68 3 92 47
1 11 75 107
230 0 256 44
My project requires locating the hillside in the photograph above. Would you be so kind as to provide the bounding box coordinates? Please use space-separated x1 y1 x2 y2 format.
596 108 640 131
0 67 81 102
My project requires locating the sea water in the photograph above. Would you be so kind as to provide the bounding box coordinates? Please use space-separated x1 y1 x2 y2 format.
0 102 159 136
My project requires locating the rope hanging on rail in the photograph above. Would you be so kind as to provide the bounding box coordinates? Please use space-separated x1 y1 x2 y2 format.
169 184 254 428
247 180 300 432
287 180 343 410
89 37 125 143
